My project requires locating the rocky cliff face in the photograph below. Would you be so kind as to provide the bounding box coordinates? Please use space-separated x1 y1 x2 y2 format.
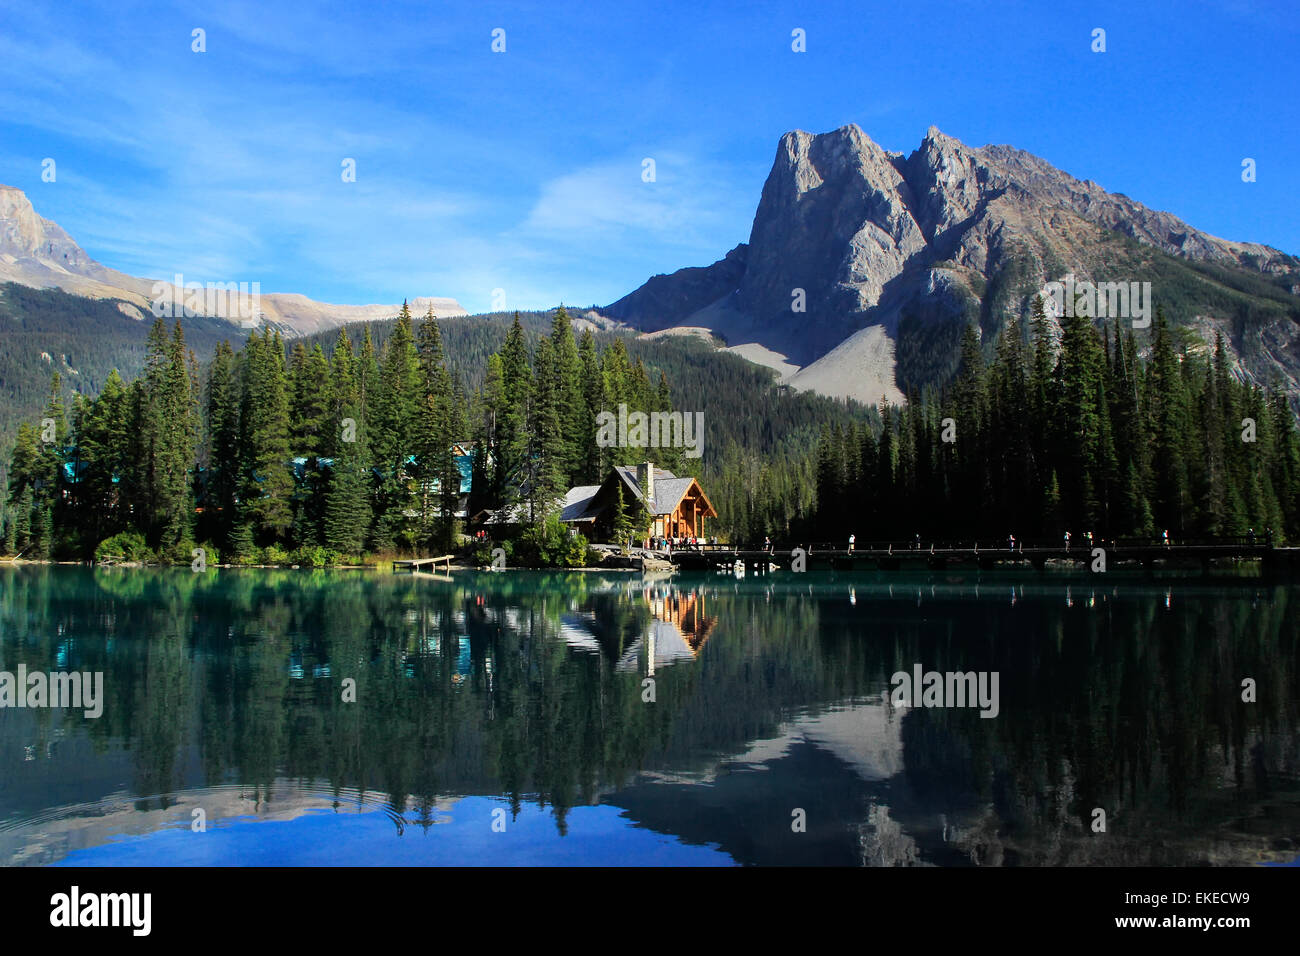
1 185 88 264
0 185 154 301
736 125 928 359
0 185 467 335
606 125 1300 405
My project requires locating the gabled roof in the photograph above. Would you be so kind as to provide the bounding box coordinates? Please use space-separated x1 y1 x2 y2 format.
561 485 602 522
611 465 712 517
484 495 565 525
650 477 697 515
615 620 698 672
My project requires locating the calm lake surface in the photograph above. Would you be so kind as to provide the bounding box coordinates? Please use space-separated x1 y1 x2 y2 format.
1 565 1298 866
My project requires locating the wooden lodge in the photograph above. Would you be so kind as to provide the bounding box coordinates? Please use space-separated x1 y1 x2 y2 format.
562 462 717 545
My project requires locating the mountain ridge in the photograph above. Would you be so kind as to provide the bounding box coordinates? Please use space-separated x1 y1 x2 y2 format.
0 184 467 336
604 124 1300 406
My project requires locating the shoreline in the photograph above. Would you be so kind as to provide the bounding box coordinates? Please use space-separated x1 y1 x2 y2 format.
0 557 647 573
0 556 1283 578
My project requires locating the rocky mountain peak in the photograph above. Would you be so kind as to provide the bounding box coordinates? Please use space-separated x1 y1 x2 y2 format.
606 123 1300 407
904 128 997 242
0 184 93 269
739 123 927 357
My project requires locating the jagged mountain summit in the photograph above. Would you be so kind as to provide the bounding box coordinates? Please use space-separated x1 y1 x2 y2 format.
605 125 1300 406
0 184 466 336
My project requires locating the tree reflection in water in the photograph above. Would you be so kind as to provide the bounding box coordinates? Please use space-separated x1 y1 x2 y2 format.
0 566 1297 865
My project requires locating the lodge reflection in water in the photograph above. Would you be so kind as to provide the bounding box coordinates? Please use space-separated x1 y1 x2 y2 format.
558 583 716 673
0 566 1297 866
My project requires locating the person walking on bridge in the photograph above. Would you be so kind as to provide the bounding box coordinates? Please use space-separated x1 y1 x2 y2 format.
1063 531 1071 550
849 533 855 554
1008 533 1015 551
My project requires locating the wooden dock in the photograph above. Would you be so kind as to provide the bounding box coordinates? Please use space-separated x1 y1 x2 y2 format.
393 554 454 572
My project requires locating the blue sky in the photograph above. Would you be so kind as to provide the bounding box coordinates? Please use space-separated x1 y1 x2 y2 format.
1 0 1296 313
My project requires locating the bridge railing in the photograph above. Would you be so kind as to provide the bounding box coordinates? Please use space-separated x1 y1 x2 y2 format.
729 535 1273 554
654 541 734 553
776 540 1035 553
1107 534 1268 548
742 540 1001 553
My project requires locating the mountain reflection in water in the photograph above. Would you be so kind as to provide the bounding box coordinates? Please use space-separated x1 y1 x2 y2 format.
1 566 1298 866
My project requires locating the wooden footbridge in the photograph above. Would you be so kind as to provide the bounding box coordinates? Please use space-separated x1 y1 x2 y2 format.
664 536 1292 573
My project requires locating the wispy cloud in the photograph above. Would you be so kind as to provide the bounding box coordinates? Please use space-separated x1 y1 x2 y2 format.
0 1 758 313
2 0 1293 314
520 153 749 242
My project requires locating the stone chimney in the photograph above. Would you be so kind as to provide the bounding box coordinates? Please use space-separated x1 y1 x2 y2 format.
637 461 654 509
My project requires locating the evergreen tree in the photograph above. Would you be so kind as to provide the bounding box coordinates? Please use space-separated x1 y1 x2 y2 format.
477 352 509 511
527 336 565 520
370 302 422 551
289 342 333 458
1145 308 1192 534
5 421 44 555
135 321 199 550
357 325 380 426
497 314 533 502
610 483 637 552
578 329 603 482
549 306 587 485
71 369 132 547
202 342 239 548
323 331 372 555
1054 307 1113 531
416 307 458 549
949 323 987 533
238 328 293 545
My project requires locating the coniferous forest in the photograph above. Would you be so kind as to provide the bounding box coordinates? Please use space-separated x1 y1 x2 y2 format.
807 301 1300 546
4 296 1300 564
2 304 714 565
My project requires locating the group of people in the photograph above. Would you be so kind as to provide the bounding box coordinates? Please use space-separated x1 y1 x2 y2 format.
1058 529 1172 549
658 535 715 552
1058 530 1099 550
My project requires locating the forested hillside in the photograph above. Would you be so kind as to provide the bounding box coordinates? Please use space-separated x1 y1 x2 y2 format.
0 283 246 488
1 303 868 562
299 310 874 542
7 291 1295 562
